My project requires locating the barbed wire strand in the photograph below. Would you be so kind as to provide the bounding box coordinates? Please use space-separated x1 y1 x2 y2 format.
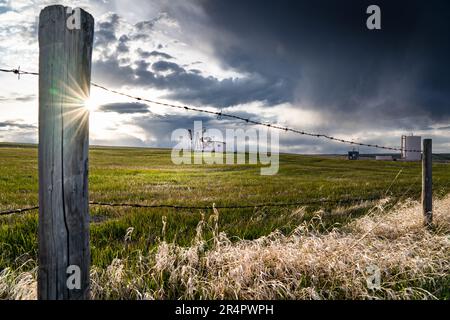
0 206 39 216
91 83 422 153
89 196 383 209
0 196 385 216
0 67 422 153
0 68 38 76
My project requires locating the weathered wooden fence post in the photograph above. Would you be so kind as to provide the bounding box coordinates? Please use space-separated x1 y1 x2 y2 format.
422 139 432 227
38 5 94 299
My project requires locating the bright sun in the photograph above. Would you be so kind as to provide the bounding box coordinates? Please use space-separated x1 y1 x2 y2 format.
83 86 118 112
84 96 98 112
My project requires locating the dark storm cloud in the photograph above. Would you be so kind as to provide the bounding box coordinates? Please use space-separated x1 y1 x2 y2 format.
98 102 150 114
134 20 157 32
87 0 449 152
0 121 36 130
0 2 8 14
98 13 120 30
92 8 293 108
92 0 449 131
0 94 35 102
197 0 450 127
95 13 120 47
131 14 169 41
152 60 184 73
93 55 292 108
137 49 174 60
116 35 130 53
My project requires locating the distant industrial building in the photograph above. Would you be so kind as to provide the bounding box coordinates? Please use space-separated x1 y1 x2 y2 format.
401 135 422 161
188 129 226 153
346 135 422 162
348 150 360 160
203 140 226 153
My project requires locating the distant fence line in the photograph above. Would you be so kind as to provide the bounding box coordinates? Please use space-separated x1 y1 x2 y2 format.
0 196 386 216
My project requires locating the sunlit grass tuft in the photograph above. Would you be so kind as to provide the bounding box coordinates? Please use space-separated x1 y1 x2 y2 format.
2 196 449 300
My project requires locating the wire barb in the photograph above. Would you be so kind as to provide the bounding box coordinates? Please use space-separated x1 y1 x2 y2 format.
0 67 39 77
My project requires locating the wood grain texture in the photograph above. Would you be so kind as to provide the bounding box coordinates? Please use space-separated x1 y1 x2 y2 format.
38 5 94 300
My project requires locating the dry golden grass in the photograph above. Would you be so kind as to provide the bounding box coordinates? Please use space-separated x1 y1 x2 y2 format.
0 262 36 300
1 196 449 300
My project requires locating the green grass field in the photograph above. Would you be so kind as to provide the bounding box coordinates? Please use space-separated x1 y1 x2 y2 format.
0 145 449 299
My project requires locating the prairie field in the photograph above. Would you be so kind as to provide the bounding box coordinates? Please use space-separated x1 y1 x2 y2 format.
0 144 449 299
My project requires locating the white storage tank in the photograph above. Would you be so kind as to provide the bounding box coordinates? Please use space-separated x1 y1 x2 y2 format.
401 135 421 161
376 155 393 161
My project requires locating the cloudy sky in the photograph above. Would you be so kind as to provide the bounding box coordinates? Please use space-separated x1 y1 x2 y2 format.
0 0 449 153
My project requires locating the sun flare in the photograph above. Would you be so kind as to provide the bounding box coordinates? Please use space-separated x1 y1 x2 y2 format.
84 96 97 112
